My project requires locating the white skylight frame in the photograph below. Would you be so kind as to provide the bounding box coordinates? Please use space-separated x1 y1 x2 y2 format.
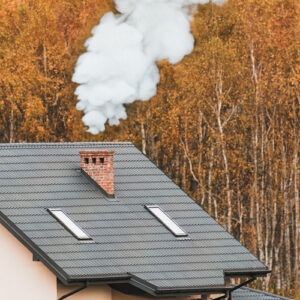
145 205 188 237
48 209 92 241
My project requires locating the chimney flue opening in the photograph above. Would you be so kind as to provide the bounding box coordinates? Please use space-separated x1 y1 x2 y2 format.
100 157 104 164
92 157 96 164
85 158 89 164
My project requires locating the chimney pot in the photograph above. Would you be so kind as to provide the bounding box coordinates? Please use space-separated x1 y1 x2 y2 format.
79 150 115 197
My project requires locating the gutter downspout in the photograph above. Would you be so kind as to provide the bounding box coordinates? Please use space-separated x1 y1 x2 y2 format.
58 282 88 300
213 277 256 300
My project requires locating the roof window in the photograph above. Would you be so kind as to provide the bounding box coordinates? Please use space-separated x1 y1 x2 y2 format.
48 209 92 241
145 205 188 237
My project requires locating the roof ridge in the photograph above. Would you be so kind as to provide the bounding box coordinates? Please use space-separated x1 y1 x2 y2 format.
0 142 133 149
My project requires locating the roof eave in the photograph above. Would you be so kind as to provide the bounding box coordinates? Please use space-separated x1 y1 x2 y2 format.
68 269 271 297
224 269 271 277
140 269 271 297
0 211 271 298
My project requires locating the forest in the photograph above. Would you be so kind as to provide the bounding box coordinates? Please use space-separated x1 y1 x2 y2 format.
0 0 299 298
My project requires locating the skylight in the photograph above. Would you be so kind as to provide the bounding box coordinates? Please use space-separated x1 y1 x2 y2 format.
48 209 92 241
145 205 188 237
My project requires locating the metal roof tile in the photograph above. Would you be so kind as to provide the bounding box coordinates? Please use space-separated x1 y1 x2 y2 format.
232 285 292 299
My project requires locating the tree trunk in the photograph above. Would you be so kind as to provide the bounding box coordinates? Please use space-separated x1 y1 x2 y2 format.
215 75 232 232
293 99 300 283
208 145 215 215
141 121 146 155
9 101 14 143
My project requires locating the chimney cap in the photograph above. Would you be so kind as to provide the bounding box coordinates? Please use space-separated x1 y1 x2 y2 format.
79 150 115 156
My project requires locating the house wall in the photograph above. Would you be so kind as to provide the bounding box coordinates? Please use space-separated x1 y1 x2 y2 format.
58 284 193 300
0 224 57 300
57 283 112 300
112 289 192 300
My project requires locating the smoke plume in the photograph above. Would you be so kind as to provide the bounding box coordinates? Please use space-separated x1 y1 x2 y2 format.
73 0 226 134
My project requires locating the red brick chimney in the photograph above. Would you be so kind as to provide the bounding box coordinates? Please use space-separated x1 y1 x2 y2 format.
79 150 115 197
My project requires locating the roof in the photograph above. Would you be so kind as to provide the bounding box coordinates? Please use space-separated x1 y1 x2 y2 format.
0 142 269 296
232 285 292 300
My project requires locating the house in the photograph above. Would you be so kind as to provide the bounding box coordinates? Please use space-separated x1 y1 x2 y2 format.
231 285 292 300
0 142 288 300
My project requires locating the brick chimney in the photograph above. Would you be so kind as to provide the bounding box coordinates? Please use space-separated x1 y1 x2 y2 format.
79 150 115 197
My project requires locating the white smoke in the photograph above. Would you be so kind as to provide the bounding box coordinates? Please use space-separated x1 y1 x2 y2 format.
73 0 226 134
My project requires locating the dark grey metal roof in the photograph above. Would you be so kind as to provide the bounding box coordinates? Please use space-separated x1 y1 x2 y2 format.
232 285 292 299
0 142 268 296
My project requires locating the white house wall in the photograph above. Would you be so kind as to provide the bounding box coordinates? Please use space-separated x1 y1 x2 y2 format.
0 224 57 300
57 283 112 300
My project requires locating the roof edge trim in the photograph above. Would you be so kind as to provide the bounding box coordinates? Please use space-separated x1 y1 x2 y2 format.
224 269 271 277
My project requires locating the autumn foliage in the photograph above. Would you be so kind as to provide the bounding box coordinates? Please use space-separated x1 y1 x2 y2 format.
0 0 299 298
